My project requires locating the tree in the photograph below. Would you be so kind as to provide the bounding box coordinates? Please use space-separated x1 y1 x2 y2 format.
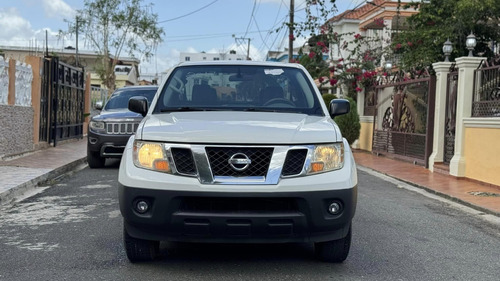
66 0 164 90
291 0 389 100
392 0 500 70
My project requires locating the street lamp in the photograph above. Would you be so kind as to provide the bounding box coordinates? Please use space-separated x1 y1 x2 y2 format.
466 31 477 57
442 38 453 62
385 60 392 70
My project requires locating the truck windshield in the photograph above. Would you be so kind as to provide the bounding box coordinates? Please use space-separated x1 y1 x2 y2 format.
153 65 324 116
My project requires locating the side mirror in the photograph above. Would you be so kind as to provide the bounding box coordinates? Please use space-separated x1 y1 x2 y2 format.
128 96 149 117
329 99 350 118
95 101 103 110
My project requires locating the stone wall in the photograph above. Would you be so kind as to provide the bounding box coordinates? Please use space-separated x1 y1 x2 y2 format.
0 105 34 158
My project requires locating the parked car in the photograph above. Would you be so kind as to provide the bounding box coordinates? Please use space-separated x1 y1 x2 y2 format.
118 61 358 263
87 85 158 168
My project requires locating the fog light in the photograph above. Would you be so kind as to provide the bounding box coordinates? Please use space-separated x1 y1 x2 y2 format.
328 202 342 215
89 137 98 144
135 200 149 214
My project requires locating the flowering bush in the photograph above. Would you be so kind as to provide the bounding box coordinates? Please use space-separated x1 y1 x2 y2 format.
292 1 390 99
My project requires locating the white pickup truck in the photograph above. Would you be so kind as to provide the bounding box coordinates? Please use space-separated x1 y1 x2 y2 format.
118 61 358 263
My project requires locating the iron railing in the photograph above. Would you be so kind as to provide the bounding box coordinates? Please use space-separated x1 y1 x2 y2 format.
473 63 500 117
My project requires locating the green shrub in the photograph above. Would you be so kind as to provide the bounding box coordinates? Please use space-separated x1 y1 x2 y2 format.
322 96 360 145
321 93 337 107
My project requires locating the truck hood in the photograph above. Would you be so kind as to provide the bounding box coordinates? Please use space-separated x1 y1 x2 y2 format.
92 110 143 122
138 111 341 144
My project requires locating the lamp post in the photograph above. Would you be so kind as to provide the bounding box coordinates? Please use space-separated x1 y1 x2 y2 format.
466 31 477 57
385 60 392 71
442 38 452 62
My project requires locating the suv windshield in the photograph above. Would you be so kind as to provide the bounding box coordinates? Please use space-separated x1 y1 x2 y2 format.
104 88 157 110
154 65 324 116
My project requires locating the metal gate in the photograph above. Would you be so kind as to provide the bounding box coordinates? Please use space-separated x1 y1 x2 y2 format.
443 65 458 164
372 74 436 167
39 57 85 146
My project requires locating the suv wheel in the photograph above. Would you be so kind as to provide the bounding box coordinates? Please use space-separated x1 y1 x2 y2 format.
124 226 160 263
314 225 351 263
87 147 105 168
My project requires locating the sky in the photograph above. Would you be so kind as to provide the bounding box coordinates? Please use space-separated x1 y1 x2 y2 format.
0 0 365 76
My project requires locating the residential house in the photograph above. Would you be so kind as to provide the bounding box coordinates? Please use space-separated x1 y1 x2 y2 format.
325 0 419 67
0 45 140 89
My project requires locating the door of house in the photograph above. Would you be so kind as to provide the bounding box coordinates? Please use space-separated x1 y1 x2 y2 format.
372 74 436 167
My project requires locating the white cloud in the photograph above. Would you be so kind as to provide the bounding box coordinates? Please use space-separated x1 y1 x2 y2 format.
0 8 33 43
42 0 75 20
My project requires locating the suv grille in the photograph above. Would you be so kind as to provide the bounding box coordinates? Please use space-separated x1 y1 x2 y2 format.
282 149 307 176
106 122 139 134
206 147 273 177
171 148 197 175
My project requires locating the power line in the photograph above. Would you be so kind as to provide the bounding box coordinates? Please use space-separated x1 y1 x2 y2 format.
244 0 258 38
157 0 219 23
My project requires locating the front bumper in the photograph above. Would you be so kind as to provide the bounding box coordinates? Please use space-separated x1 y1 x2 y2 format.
87 130 132 158
119 186 357 243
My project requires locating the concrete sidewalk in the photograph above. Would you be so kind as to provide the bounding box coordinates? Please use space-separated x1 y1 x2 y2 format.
354 150 500 216
0 137 87 205
0 139 499 217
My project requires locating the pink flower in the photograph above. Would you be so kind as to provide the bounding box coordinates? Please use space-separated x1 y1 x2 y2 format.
308 51 316 58
407 41 413 47
355 87 363 92
336 64 343 69
289 34 295 41
329 66 335 73
338 58 343 62
318 77 324 83
354 33 362 39
329 79 338 86
383 72 388 77
316 41 326 47
395 43 402 50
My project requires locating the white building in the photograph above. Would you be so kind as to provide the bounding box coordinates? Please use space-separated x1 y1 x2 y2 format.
180 50 247 62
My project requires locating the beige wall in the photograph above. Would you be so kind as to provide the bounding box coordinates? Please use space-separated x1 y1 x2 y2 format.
25 56 42 145
358 117 373 152
464 126 500 186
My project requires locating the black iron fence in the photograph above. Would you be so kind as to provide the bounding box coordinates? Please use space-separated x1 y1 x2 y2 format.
40 57 85 146
473 63 500 117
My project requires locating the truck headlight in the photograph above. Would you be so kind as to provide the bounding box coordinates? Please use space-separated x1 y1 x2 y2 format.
89 120 106 133
308 143 344 174
133 141 171 173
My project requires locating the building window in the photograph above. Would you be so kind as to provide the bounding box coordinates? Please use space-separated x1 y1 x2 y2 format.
213 57 220 61
185 56 190 61
203 57 206 60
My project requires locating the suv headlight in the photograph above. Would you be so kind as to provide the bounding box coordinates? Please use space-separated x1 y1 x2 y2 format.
307 143 344 174
89 120 106 133
133 141 171 173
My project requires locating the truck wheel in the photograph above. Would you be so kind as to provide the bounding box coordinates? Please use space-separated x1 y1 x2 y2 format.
87 147 105 168
124 227 159 263
314 225 351 263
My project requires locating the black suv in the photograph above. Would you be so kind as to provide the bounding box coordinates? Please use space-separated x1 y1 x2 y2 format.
87 85 158 168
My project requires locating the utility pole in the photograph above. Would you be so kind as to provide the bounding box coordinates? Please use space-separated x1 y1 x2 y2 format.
233 35 251 60
76 16 80 67
288 0 294 62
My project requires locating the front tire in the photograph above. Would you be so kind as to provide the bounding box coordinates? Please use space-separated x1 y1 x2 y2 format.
315 225 352 263
87 147 105 168
124 226 160 263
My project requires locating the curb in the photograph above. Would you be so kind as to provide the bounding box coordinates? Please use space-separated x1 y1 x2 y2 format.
0 157 87 206
357 165 500 218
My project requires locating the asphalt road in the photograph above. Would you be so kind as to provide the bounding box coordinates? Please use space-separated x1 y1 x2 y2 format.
0 160 499 281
